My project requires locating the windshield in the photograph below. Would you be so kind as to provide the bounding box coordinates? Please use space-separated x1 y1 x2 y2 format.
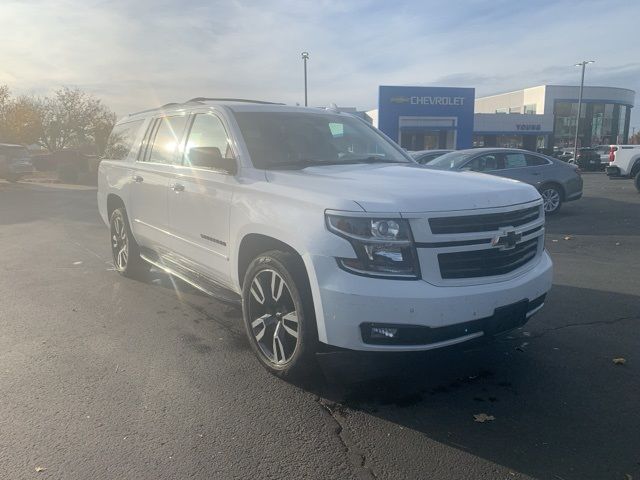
425 151 473 170
233 111 411 169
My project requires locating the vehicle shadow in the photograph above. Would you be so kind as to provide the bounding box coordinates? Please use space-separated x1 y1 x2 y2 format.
292 284 640 480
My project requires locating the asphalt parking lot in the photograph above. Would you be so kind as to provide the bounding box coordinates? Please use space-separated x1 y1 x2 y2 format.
0 173 638 480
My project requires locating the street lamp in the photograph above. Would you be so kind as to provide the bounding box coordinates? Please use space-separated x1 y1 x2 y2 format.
573 60 595 159
301 51 309 107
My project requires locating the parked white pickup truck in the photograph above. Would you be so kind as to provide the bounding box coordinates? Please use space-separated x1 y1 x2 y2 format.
97 98 553 377
606 145 640 191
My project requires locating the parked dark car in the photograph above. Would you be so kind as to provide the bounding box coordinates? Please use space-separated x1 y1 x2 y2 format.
575 147 602 171
424 148 583 214
409 149 452 165
553 147 574 162
0 144 34 182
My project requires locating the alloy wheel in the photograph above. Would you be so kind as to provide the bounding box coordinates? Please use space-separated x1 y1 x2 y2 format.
111 212 129 271
248 269 299 365
541 188 560 213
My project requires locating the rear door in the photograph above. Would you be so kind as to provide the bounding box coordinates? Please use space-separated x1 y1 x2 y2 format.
129 114 188 251
492 151 545 188
167 111 235 286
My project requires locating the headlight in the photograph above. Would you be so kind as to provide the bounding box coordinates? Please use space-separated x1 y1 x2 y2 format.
326 214 420 279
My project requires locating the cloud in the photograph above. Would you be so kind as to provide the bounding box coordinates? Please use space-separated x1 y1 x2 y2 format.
1 0 638 126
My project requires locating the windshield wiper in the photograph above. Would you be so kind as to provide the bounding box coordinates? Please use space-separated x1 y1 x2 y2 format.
267 159 349 170
342 156 402 164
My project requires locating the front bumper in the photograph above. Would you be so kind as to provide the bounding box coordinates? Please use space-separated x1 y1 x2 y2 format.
308 251 553 351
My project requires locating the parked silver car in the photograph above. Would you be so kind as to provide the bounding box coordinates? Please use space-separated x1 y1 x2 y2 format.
0 144 34 182
409 149 452 165
424 148 583 214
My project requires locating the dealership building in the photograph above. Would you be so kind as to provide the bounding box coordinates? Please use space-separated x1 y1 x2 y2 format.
366 84 635 151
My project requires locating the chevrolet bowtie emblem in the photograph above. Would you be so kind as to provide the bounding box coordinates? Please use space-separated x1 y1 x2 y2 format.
492 230 522 250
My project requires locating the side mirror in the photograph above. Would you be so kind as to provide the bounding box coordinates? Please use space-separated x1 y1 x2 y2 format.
188 147 237 174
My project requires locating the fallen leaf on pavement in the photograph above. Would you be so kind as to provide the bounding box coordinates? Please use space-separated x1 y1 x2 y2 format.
613 358 626 365
473 413 495 423
35 467 46 472
564 236 572 240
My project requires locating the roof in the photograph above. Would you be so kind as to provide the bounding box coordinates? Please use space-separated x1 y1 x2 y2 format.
127 97 286 117
0 143 24 148
125 99 352 121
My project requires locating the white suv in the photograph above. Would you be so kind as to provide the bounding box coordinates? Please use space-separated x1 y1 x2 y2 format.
98 98 553 377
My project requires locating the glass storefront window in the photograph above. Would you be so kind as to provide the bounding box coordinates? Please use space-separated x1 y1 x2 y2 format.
497 135 523 148
553 100 630 148
473 135 485 147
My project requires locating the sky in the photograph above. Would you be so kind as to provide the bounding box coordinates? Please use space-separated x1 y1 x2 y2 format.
2 0 639 127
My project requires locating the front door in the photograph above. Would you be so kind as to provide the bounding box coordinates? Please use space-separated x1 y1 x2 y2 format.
167 112 235 287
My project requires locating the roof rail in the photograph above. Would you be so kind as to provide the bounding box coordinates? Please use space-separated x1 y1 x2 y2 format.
128 98 285 117
128 102 185 117
186 97 284 105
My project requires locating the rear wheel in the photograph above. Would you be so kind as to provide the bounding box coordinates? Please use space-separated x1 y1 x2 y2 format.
242 251 317 379
109 207 148 278
540 185 562 215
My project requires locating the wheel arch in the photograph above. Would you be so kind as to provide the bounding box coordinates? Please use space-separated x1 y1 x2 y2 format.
107 193 126 219
237 234 305 290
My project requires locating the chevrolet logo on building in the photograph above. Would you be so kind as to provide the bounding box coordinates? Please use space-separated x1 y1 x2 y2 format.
390 96 411 104
492 229 523 251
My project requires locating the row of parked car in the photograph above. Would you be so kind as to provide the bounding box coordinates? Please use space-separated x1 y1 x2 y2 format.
551 146 610 172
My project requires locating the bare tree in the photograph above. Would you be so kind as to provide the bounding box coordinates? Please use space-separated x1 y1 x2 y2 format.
38 87 116 153
0 85 116 153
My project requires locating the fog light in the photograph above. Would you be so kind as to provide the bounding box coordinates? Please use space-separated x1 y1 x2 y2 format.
370 326 398 338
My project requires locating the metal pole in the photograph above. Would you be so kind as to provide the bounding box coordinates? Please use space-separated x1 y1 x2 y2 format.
301 52 309 107
573 62 586 159
572 60 594 157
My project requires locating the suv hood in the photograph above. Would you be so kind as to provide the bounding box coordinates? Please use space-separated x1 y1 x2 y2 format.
265 163 541 213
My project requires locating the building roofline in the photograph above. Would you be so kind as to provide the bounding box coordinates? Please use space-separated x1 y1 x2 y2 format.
476 84 635 101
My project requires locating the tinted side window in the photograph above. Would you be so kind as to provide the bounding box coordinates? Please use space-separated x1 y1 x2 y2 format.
147 116 188 164
525 154 550 166
104 120 144 160
184 114 233 167
466 154 500 172
504 153 527 168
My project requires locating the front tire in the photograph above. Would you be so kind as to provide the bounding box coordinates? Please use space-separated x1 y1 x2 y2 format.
242 251 318 379
540 185 562 215
109 207 148 278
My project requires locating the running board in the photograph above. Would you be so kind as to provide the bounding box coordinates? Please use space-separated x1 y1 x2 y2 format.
139 252 241 305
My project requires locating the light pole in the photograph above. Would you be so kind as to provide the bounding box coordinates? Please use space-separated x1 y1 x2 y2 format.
573 60 594 158
301 51 309 107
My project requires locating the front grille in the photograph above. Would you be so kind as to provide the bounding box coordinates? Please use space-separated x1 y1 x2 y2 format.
429 206 540 234
438 237 539 279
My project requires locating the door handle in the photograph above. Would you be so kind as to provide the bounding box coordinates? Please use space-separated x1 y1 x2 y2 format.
132 174 144 183
171 183 185 192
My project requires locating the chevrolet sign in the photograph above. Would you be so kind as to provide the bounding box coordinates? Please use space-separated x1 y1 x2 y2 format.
390 96 465 106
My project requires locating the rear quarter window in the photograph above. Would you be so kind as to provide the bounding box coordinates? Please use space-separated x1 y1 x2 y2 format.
104 120 145 161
